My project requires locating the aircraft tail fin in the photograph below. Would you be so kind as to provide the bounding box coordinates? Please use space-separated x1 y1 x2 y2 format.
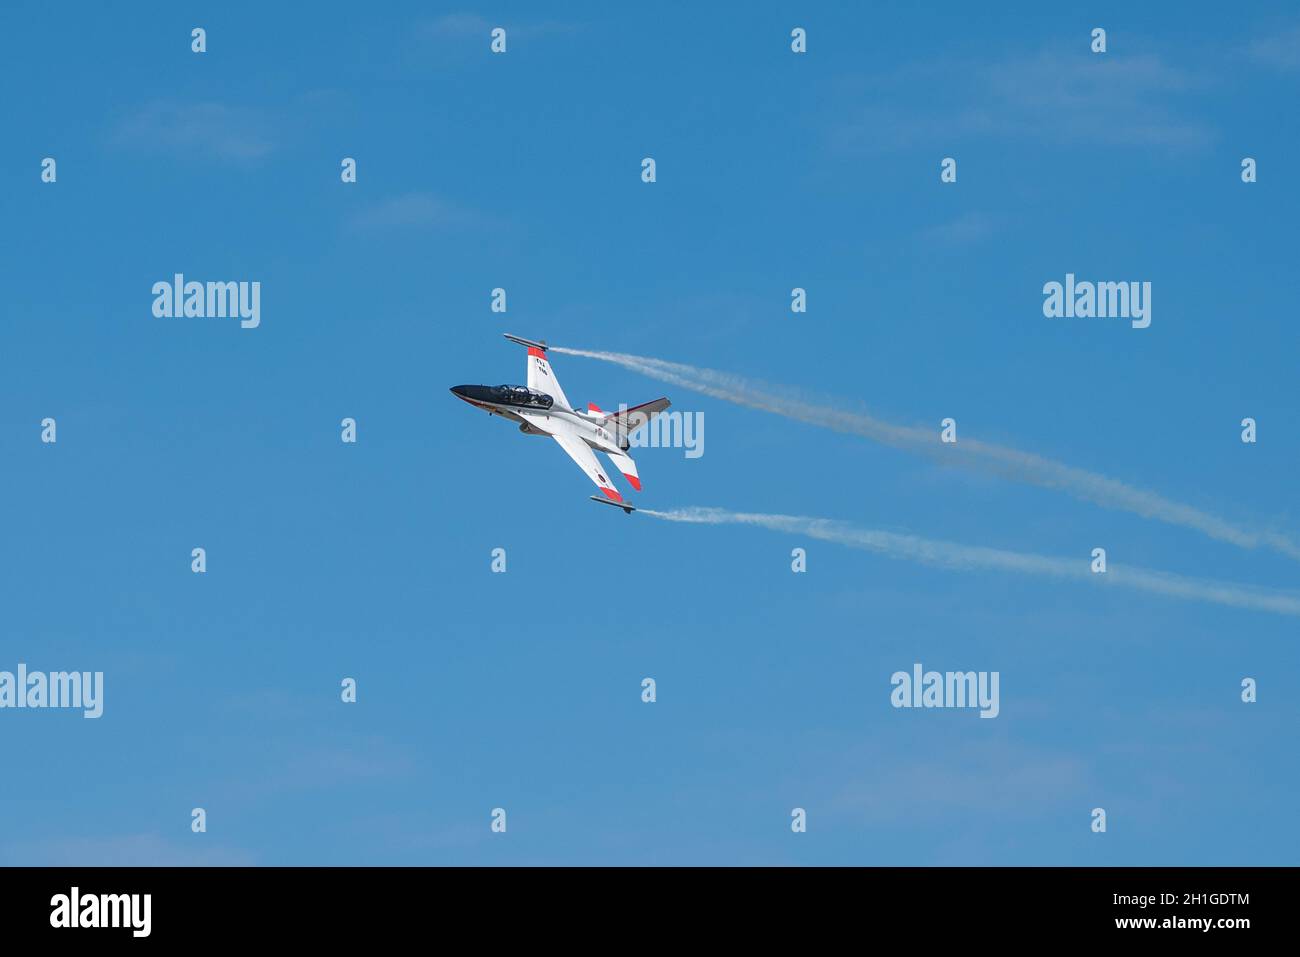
504 334 571 409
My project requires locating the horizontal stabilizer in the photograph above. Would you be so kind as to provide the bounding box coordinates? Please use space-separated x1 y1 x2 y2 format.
603 397 671 439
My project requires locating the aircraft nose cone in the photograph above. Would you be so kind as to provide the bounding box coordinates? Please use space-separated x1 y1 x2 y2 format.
451 384 494 405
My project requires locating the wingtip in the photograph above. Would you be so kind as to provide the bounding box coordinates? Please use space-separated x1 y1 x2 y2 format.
503 333 548 352
589 495 636 514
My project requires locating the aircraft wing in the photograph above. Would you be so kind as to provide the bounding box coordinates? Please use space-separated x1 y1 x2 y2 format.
551 432 624 503
605 397 671 439
514 408 558 436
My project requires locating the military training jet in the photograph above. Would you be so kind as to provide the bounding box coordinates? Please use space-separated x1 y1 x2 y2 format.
450 335 671 513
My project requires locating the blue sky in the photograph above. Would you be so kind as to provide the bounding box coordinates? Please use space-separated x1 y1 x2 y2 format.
2 1 1299 865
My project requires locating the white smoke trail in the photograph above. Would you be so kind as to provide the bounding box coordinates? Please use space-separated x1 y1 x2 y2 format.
638 506 1300 617
554 346 1300 561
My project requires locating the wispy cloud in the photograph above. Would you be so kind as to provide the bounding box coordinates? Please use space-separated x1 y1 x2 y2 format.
348 192 491 231
833 50 1213 153
2 832 256 867
220 735 415 801
424 13 493 37
1246 24 1300 72
109 101 275 162
419 13 582 42
918 211 999 245
831 739 1090 822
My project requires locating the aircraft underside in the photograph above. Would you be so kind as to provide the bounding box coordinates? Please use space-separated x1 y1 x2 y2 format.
451 335 670 509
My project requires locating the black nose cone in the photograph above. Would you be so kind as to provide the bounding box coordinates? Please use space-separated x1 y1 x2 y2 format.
452 385 494 405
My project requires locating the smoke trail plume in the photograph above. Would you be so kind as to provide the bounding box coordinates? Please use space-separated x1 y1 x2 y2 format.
638 506 1300 617
554 346 1300 561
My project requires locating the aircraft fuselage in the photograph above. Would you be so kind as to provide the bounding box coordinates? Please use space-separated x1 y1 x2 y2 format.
450 384 624 453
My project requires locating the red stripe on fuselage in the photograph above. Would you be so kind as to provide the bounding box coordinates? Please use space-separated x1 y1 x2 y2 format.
454 394 490 409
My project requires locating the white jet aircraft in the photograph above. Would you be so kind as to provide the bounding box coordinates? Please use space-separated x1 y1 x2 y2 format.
451 335 671 513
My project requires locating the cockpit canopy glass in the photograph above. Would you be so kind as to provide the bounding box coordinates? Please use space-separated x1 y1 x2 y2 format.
493 385 553 409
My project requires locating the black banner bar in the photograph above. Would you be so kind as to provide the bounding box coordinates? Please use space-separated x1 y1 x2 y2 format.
0 866 1275 943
